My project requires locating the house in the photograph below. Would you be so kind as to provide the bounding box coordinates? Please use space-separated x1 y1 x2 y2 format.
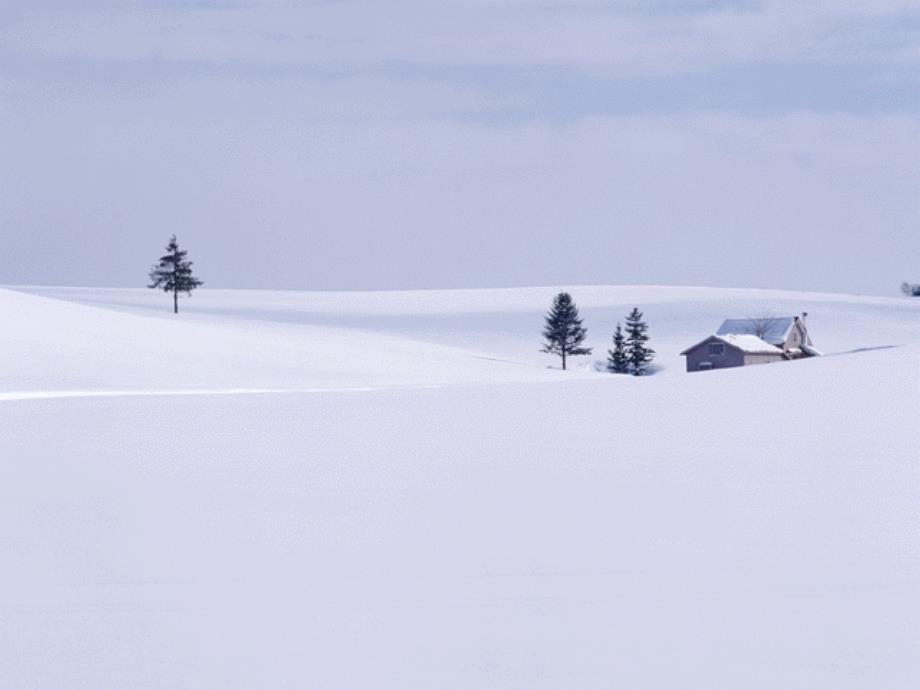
681 314 821 372
715 315 818 355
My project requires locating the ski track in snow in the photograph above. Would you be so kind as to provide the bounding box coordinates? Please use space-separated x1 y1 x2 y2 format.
0 384 448 403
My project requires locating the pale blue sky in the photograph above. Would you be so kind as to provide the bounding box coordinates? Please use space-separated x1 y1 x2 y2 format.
1 0 918 293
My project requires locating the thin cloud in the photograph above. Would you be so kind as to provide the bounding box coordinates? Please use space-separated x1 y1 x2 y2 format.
2 1 917 74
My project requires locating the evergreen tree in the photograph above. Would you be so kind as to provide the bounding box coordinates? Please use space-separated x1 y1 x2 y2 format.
147 235 203 314
624 307 655 376
542 291 591 370
606 322 629 374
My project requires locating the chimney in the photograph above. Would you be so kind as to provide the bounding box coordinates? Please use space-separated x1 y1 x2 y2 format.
800 312 810 346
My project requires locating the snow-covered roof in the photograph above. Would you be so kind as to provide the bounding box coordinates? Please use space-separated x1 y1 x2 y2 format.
716 317 799 346
681 334 783 356
715 334 784 354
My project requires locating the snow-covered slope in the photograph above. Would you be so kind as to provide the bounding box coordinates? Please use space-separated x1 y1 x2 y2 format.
4 284 919 393
1 285 918 689
0 287 574 396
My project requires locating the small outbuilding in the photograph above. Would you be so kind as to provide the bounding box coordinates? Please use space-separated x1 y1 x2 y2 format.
681 314 821 373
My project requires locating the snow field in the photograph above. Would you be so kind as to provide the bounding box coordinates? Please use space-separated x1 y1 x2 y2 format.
0 285 918 688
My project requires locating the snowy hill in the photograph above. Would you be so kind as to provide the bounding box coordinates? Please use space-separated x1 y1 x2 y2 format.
1 285 918 688
0 287 571 397
4 284 919 394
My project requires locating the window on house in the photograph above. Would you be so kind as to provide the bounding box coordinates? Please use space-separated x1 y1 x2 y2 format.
708 343 725 356
699 361 713 370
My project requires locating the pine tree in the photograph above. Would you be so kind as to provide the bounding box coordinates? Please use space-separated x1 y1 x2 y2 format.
147 235 203 314
542 291 591 370
606 322 629 374
624 307 655 376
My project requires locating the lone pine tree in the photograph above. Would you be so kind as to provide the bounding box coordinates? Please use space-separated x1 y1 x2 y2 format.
606 322 629 374
542 291 591 370
148 235 203 314
624 307 655 376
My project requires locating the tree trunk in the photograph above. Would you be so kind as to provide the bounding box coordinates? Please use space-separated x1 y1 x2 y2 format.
173 287 178 314
562 348 566 370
